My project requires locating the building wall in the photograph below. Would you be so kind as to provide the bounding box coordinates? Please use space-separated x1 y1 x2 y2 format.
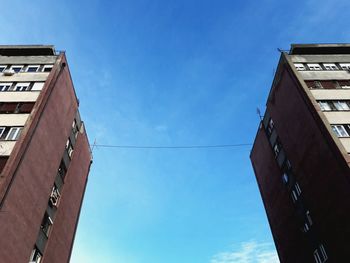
251 55 350 262
0 53 91 262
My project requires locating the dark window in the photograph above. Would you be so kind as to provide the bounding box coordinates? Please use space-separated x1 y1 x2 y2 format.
0 102 17 113
273 139 282 158
66 138 74 158
58 161 67 180
26 66 39 72
314 244 328 263
11 66 22 73
29 247 42 263
40 212 52 236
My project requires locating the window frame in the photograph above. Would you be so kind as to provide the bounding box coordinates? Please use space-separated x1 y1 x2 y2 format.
332 125 349 137
323 63 338 70
29 247 42 263
42 65 53 72
313 244 328 263
14 82 30 91
294 63 306 71
26 65 40 73
0 83 12 92
307 63 322 71
10 65 24 73
5 127 22 141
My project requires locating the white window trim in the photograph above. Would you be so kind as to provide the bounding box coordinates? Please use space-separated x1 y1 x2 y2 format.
14 82 30 91
313 244 328 263
294 63 305 71
0 82 12 91
10 65 24 73
332 125 349 137
0 127 5 137
307 63 322 70
5 127 22 141
42 65 53 72
0 65 7 72
323 63 338 70
318 101 331 111
26 65 40 72
339 63 350 70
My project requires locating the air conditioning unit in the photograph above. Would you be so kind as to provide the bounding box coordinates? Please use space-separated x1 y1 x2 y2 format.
3 69 14 76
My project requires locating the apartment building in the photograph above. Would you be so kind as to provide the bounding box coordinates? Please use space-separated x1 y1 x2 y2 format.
250 44 350 263
0 45 92 263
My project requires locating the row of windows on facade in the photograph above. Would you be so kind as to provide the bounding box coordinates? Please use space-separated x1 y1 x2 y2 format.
264 116 328 263
0 126 22 141
0 64 53 74
30 120 78 262
267 120 314 232
29 164 66 263
331 125 350 138
318 100 350 111
294 62 350 71
0 82 44 92
0 102 35 114
305 80 350 89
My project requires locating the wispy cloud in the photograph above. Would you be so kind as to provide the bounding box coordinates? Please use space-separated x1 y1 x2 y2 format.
211 241 279 263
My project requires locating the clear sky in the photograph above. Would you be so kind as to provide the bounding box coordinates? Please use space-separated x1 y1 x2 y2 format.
1 0 350 262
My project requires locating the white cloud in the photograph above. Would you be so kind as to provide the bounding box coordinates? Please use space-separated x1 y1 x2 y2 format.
211 241 279 263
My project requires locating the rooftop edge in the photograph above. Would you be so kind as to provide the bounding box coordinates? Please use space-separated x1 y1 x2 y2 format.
0 45 56 56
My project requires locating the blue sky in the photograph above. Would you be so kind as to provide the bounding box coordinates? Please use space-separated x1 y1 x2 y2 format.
1 0 350 262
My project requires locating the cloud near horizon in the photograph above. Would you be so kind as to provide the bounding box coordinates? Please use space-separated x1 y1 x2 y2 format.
210 240 279 263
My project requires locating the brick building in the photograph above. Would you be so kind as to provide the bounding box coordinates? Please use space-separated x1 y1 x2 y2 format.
0 45 92 263
251 44 350 263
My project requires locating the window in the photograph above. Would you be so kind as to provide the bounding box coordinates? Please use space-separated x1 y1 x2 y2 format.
337 80 350 89
303 210 313 232
58 161 67 180
66 138 74 158
42 65 53 72
0 127 5 137
5 127 22 140
26 65 40 72
0 65 6 72
307 63 322 70
0 83 12 91
273 139 282 158
332 125 349 137
333 101 350 111
10 65 23 73
294 63 306 71
291 182 301 203
314 244 328 263
29 247 42 263
49 184 60 207
318 101 332 111
14 82 30 91
339 63 350 70
267 118 274 135
282 173 289 185
323 63 338 70
40 212 53 236
72 119 79 138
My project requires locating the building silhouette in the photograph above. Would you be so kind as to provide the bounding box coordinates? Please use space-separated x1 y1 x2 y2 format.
250 44 350 263
0 45 92 263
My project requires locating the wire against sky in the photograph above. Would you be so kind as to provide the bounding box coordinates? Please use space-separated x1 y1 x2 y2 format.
92 143 253 149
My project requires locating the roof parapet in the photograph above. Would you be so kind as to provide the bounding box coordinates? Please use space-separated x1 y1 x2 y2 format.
290 44 350 55
0 45 56 56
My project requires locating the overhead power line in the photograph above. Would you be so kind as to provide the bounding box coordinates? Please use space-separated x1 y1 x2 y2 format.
92 143 252 149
